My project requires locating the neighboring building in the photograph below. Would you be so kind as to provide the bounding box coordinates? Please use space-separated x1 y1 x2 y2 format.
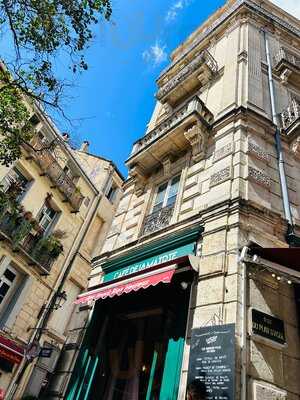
0 101 123 399
66 0 300 399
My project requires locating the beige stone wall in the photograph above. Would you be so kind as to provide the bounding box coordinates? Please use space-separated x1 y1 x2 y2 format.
0 130 123 397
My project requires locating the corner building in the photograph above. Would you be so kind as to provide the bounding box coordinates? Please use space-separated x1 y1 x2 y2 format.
67 0 300 399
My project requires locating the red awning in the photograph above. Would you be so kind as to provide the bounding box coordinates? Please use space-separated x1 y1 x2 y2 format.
0 335 25 364
75 266 176 305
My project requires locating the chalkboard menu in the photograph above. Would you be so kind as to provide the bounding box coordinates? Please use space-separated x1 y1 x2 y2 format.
187 323 235 400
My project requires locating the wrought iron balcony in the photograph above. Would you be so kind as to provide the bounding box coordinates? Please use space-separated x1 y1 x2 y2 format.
280 99 300 139
28 136 84 212
128 95 213 161
141 205 174 236
273 48 300 88
0 212 58 274
156 49 218 106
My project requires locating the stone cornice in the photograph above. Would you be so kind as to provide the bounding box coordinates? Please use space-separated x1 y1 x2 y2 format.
158 0 300 81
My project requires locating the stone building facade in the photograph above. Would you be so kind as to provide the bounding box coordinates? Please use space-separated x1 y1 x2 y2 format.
66 0 300 399
0 101 123 399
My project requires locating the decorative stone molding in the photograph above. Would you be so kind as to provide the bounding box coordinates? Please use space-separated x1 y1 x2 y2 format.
252 381 287 400
280 68 292 85
129 165 147 196
210 166 232 187
163 103 173 115
238 50 248 63
213 142 234 163
248 140 270 163
248 166 271 189
291 136 300 158
184 123 208 163
161 155 174 176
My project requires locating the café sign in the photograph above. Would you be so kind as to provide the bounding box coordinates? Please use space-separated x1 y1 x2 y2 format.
103 242 195 283
251 309 286 346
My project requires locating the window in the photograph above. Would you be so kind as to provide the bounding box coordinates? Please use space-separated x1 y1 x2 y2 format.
37 204 58 234
106 185 117 203
0 264 22 313
1 167 31 198
152 175 180 214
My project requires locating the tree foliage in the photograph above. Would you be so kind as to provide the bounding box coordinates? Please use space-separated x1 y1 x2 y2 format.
0 0 112 165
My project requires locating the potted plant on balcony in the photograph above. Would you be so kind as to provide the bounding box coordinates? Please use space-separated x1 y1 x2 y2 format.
11 210 35 250
0 181 22 219
33 230 64 261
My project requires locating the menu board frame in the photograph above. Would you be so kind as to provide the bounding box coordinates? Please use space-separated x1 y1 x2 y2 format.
187 323 235 400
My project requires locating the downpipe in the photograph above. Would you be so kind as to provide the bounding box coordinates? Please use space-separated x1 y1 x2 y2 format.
239 246 249 400
263 30 300 246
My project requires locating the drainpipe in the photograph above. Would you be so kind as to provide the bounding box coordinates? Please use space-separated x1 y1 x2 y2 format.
6 164 114 399
239 246 249 400
263 30 300 247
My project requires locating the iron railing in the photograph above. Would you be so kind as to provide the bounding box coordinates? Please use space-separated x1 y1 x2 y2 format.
29 137 84 211
0 212 57 273
141 204 174 236
280 99 300 131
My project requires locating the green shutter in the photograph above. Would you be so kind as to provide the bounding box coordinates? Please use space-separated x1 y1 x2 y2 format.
159 337 185 400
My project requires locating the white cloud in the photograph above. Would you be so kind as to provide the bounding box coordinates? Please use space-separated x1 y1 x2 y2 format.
165 0 193 23
142 41 167 67
272 0 300 19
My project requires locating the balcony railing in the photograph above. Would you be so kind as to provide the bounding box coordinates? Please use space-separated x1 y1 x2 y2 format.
141 205 174 236
129 95 213 158
29 137 84 212
280 99 300 133
156 50 218 104
0 212 57 273
273 48 300 70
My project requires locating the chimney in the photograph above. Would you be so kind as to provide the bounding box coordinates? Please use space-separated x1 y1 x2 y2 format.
62 132 70 142
80 140 90 153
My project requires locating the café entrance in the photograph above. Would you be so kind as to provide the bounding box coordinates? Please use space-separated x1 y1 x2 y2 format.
68 270 193 400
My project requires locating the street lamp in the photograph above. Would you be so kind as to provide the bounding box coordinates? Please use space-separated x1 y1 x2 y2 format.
54 290 67 309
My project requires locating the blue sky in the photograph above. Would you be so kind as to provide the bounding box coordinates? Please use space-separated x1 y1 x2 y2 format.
52 0 226 176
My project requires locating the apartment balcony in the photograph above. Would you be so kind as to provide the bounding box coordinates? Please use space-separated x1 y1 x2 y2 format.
126 96 214 176
0 212 58 275
156 50 218 106
280 99 300 139
141 204 174 236
273 48 300 88
28 137 84 212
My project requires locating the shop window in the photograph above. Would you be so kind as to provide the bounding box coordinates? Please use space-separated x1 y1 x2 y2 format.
0 167 32 200
37 203 58 235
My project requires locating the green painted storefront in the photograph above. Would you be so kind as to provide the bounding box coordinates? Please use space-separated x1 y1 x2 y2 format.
66 226 202 400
